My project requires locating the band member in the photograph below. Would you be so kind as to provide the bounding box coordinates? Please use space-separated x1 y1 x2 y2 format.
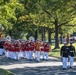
11 41 16 60
35 40 41 62
69 43 75 68
8 42 12 59
60 42 70 70
25 41 30 60
7 41 11 58
3 40 9 57
29 40 35 60
21 41 26 58
41 42 45 59
14 40 20 60
44 42 50 60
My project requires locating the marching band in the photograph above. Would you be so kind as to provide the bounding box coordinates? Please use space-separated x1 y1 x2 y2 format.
0 39 51 62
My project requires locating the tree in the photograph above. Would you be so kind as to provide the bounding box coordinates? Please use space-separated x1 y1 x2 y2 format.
0 0 23 37
35 0 76 48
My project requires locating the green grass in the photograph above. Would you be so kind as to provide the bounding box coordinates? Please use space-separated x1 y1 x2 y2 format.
49 43 76 59
49 49 60 58
49 43 64 58
0 68 14 75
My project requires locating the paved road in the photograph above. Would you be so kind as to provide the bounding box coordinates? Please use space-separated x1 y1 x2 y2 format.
0 56 76 75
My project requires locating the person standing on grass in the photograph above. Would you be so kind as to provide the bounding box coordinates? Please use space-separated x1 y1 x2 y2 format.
60 42 70 70
69 43 75 68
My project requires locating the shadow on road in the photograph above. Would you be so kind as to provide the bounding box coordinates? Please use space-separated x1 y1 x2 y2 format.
9 66 76 75
0 56 76 75
0 56 61 66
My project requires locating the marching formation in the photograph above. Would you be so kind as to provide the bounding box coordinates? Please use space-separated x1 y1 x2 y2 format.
0 39 51 62
0 37 75 69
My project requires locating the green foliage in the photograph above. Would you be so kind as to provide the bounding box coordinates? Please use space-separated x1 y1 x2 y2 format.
0 0 76 40
0 68 14 75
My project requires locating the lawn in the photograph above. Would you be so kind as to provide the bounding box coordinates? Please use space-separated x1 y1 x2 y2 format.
49 49 60 58
0 68 14 75
49 43 76 60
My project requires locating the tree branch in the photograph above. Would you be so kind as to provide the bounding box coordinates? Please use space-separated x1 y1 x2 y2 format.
58 16 74 27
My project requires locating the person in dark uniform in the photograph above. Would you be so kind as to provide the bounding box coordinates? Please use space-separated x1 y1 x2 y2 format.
60 42 70 70
69 43 75 68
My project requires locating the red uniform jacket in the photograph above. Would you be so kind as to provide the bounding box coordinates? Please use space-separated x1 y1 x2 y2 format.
14 43 20 52
3 42 8 50
41 43 45 51
44 43 50 52
29 41 35 51
25 43 30 51
21 43 25 51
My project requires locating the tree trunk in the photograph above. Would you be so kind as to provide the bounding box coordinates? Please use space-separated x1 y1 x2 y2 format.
44 27 46 41
35 30 38 41
48 28 51 44
8 30 12 36
60 34 63 44
54 19 60 49
41 27 45 41
41 27 43 41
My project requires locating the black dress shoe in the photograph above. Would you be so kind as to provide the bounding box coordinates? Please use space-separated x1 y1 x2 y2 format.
46 59 48 61
36 60 40 62
70 66 72 69
30 59 32 61
63 68 67 70
42 58 45 60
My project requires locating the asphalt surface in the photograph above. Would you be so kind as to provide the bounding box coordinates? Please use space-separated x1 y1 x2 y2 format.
0 56 76 75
